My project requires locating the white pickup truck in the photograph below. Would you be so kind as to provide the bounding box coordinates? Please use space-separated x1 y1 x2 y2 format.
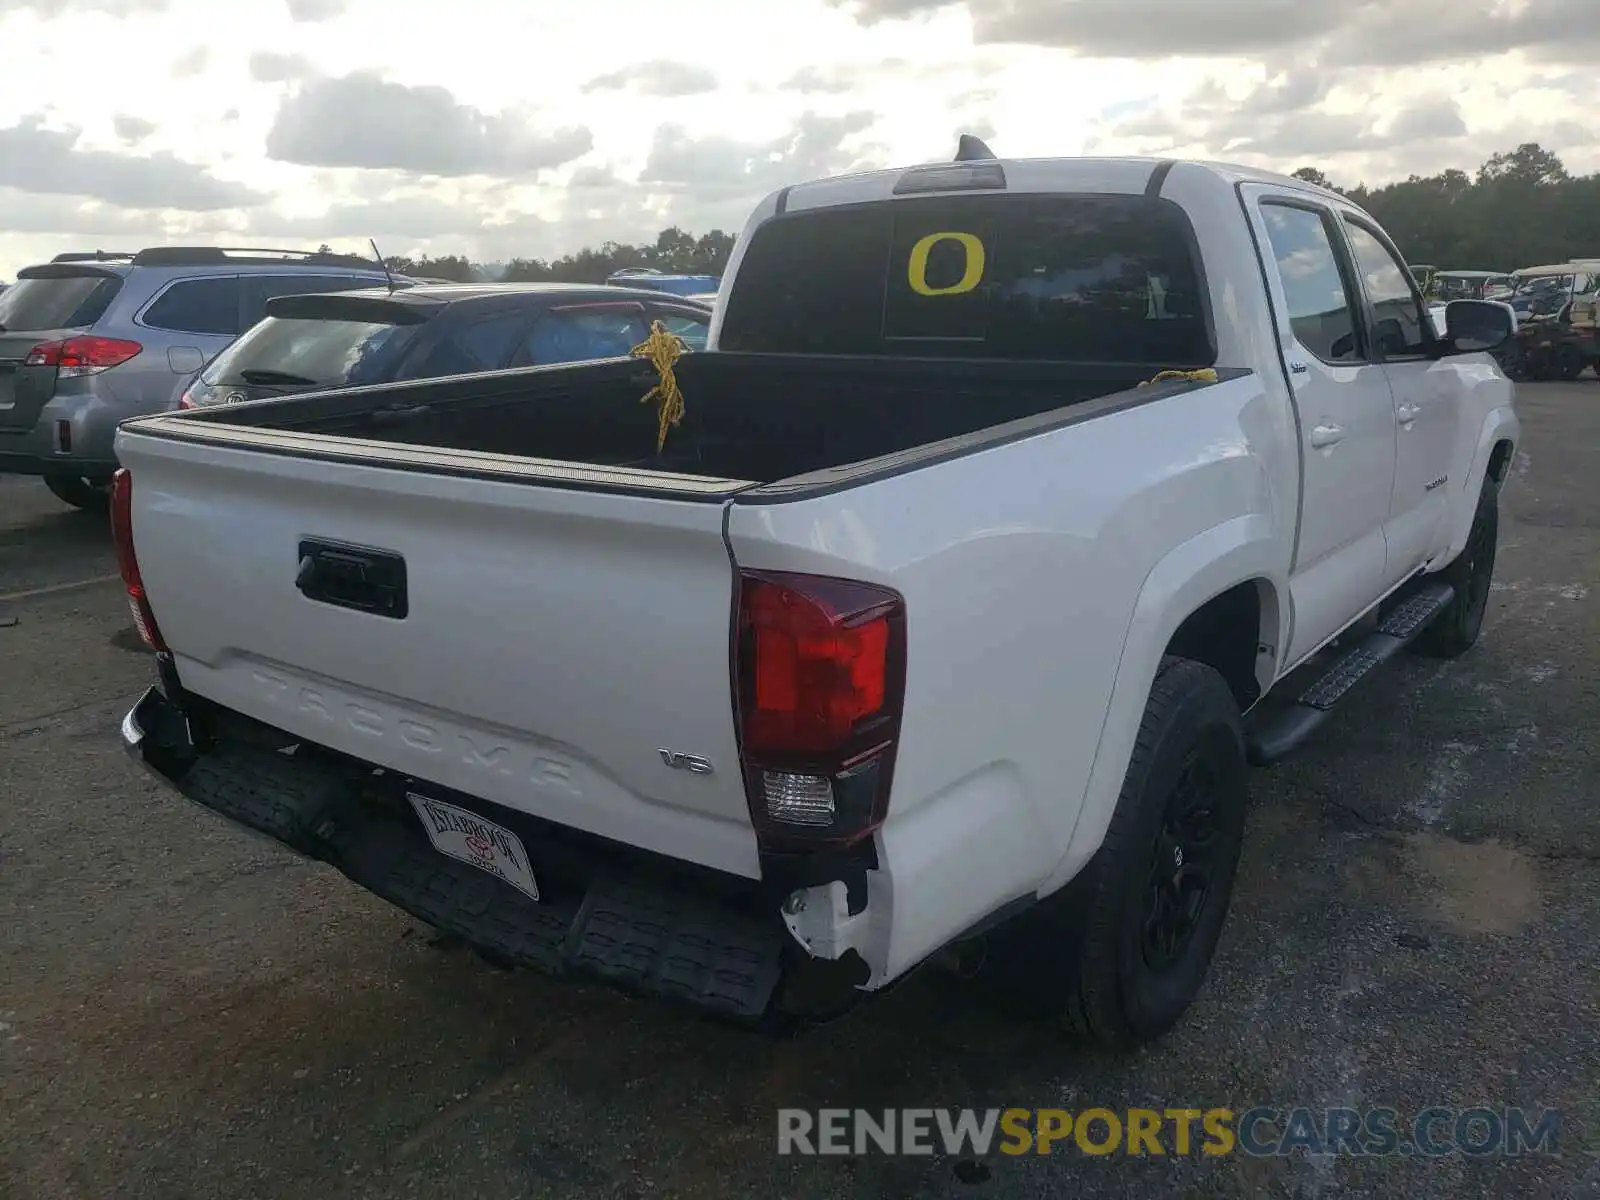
115 148 1519 1047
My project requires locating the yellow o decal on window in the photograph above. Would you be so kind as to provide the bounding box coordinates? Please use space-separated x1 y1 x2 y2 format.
906 231 986 296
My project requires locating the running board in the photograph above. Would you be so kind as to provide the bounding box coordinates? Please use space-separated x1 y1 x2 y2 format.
1247 581 1455 766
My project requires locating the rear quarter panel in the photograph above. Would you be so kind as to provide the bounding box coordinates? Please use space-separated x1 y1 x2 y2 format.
726 374 1293 977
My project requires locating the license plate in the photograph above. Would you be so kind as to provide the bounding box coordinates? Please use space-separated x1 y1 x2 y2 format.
407 793 540 901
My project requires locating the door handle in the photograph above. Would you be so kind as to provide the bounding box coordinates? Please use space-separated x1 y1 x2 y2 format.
1396 402 1420 424
1309 423 1344 449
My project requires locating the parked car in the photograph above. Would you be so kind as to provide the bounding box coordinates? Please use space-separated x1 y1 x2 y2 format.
0 246 412 509
604 267 721 296
116 148 1516 1046
178 283 713 411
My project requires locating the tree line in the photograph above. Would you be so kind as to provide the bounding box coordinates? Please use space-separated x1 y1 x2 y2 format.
382 227 737 284
1292 142 1599 271
369 142 1597 284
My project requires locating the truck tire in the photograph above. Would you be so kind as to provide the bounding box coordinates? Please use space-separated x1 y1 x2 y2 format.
43 475 111 512
982 657 1249 1048
1412 481 1499 659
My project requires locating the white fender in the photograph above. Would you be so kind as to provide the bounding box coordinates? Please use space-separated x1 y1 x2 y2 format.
1437 404 1520 565
1037 514 1288 896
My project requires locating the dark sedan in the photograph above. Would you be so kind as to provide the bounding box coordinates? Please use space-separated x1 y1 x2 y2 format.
180 282 712 410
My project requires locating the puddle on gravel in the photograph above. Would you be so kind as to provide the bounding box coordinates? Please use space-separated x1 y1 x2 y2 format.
1407 832 1541 935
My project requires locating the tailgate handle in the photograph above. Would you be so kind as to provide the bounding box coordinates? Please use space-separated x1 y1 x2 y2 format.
295 539 408 619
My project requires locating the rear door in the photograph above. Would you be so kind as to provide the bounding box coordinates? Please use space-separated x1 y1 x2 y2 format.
1241 187 1398 662
0 266 125 431
134 275 242 411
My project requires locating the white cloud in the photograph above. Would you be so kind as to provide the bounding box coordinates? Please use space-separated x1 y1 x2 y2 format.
0 0 1594 278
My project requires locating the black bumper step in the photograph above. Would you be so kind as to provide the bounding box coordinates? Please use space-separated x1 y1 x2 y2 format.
1246 580 1455 766
123 687 787 1021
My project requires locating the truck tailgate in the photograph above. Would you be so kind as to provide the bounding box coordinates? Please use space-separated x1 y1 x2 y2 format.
115 430 763 879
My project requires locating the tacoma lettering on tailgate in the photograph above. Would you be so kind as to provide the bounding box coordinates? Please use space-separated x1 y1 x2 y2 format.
249 669 580 795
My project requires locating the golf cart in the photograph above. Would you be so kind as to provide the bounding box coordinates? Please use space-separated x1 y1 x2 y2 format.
1505 262 1600 381
1424 270 1517 350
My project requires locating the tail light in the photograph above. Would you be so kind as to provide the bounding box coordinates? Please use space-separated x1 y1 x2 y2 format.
25 335 143 379
735 570 906 850
177 391 195 409
109 469 168 652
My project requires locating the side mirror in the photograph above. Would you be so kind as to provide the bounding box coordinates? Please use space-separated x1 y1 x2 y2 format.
1442 299 1513 353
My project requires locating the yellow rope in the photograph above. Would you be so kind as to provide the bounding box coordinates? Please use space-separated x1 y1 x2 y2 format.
630 320 689 452
1138 368 1219 388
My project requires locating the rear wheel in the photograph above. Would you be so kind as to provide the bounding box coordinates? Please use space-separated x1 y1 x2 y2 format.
42 475 111 512
981 658 1249 1048
1556 346 1587 380
1413 481 1499 659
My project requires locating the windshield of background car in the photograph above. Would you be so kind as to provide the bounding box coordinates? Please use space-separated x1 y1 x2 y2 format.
201 315 419 388
0 272 123 331
717 193 1214 364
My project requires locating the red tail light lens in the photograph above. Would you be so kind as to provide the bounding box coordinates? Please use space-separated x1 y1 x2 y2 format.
25 335 143 378
109 469 167 652
177 391 195 409
736 570 906 849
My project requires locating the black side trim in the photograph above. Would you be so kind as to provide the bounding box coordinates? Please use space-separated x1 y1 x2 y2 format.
1145 159 1177 197
734 367 1255 505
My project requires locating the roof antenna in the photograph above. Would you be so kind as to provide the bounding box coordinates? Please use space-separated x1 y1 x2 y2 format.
955 133 997 162
369 238 397 294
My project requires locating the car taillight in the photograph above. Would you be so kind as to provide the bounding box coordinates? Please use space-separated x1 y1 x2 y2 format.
177 391 195 409
109 468 167 652
735 570 906 850
25 335 143 378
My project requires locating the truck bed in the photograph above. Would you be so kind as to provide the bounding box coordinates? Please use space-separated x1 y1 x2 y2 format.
167 353 1168 485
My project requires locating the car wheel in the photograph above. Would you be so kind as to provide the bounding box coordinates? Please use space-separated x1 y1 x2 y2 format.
43 475 112 511
1413 482 1499 660
979 657 1249 1048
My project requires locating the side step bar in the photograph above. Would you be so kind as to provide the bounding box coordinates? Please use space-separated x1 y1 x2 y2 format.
1247 581 1455 766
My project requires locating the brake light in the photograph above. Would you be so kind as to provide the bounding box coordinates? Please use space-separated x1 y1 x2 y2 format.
25 335 143 378
109 469 167 652
735 570 906 850
177 391 195 409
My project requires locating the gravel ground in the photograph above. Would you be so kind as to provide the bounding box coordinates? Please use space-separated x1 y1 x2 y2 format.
1 381 1596 1199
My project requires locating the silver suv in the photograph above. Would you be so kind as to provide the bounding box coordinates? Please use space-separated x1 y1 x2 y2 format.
0 247 410 509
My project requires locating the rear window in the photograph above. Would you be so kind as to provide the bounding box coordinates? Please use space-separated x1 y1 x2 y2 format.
201 315 418 388
0 273 123 331
718 193 1213 364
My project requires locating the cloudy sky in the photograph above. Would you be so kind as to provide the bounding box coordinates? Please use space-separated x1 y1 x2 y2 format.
0 0 1592 277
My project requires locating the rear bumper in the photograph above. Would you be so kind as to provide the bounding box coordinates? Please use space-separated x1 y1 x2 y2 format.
121 683 873 1022
0 387 129 477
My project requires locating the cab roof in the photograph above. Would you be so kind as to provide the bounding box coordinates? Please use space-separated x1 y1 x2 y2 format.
769 152 1354 220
